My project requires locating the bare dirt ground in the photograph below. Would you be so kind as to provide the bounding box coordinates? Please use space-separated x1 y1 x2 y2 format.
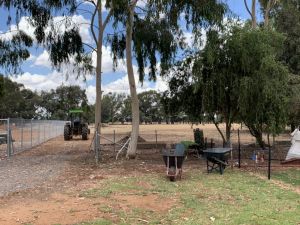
0 123 295 225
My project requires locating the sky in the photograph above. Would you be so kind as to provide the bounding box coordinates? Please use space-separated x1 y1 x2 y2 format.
0 0 262 104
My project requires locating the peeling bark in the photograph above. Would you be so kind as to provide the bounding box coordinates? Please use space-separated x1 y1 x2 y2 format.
126 0 139 159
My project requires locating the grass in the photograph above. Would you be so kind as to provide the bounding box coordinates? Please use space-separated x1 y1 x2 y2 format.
272 168 300 186
78 170 300 225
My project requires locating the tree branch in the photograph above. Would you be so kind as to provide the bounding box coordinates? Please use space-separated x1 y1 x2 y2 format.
90 0 99 45
83 42 97 52
213 121 226 144
244 0 252 18
103 10 113 30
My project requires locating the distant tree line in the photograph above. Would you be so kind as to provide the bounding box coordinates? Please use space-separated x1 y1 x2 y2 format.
0 75 203 124
0 75 92 120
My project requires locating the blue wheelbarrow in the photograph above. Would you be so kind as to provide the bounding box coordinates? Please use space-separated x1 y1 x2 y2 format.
162 143 186 181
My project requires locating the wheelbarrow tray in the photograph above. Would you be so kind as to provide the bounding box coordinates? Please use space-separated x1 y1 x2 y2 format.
162 149 185 169
203 148 231 174
162 146 186 181
203 148 231 161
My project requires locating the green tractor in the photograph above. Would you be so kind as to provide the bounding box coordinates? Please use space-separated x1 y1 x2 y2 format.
64 109 90 140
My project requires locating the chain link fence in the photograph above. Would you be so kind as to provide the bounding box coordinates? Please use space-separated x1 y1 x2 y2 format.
0 118 65 159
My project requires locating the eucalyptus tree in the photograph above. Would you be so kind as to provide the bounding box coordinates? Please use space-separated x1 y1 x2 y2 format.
244 0 279 28
109 0 226 158
0 31 33 74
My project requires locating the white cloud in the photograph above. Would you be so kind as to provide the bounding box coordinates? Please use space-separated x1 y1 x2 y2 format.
33 50 52 68
183 32 194 47
32 45 121 76
11 70 95 103
91 46 126 74
102 73 168 95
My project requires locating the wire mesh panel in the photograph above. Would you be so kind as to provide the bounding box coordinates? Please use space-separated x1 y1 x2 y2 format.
0 118 65 157
0 119 9 159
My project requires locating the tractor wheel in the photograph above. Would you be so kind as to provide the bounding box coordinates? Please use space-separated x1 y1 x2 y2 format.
82 126 88 140
64 126 71 141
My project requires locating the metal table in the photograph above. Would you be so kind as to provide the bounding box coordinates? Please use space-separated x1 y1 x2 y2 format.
203 148 232 174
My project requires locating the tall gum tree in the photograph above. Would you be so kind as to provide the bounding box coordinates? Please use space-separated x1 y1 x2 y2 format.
110 0 227 158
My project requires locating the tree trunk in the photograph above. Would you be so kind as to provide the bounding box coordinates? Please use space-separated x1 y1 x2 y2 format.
213 121 226 145
254 129 265 149
264 0 273 28
247 124 266 149
291 123 296 132
252 0 257 28
92 1 112 149
225 122 231 147
126 2 139 159
94 2 103 142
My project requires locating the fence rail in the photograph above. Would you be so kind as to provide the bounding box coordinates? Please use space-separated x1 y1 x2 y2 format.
0 118 65 158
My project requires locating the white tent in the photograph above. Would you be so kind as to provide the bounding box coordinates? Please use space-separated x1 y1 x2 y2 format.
285 128 300 160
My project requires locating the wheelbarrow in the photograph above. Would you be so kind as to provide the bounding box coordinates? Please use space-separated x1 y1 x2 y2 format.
203 147 231 174
162 143 186 181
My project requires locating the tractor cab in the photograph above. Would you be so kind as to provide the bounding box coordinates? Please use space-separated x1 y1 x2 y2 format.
64 109 90 140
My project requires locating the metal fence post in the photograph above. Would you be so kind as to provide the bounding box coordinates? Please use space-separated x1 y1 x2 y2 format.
43 121 46 142
30 120 33 148
238 129 241 168
7 118 11 157
155 130 158 150
268 134 271 180
113 130 116 152
38 123 40 144
21 118 24 150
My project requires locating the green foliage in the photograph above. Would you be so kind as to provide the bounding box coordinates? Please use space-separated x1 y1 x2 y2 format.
0 31 33 74
0 0 93 76
168 60 203 123
275 0 300 75
138 90 164 123
235 28 289 146
108 0 227 82
274 0 300 128
0 75 40 118
39 85 89 120
101 93 126 123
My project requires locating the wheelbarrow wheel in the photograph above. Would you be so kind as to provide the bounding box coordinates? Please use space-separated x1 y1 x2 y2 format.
169 166 176 182
170 176 176 182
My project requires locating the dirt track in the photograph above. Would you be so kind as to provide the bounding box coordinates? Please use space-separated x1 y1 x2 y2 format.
0 136 93 197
